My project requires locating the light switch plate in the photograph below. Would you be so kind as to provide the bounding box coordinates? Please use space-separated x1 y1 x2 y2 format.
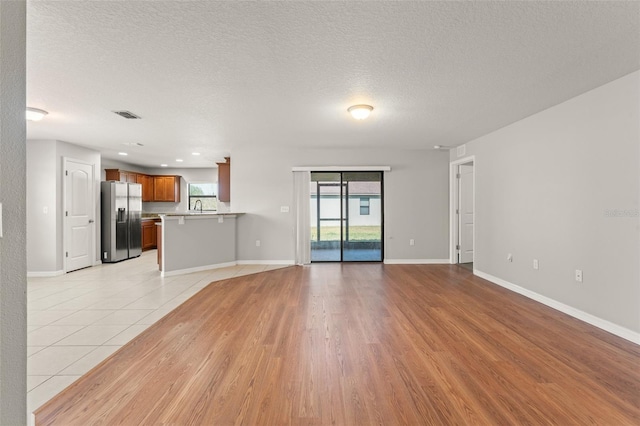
218 216 223 223
178 216 185 225
280 206 290 213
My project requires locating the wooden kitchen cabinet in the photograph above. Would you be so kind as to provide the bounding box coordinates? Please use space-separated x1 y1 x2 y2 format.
105 169 180 203
141 219 158 251
136 174 155 202
104 169 138 183
105 169 119 181
217 157 230 202
153 176 181 202
105 169 138 184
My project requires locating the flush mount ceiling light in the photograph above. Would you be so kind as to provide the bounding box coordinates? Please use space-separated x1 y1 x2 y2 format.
347 104 373 120
433 145 453 150
26 107 48 121
118 152 128 156
192 152 200 156
176 159 184 162
160 164 168 167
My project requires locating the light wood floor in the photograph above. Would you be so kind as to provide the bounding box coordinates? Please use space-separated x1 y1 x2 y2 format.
35 264 640 425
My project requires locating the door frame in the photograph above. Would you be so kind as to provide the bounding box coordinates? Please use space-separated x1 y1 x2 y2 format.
62 157 96 273
449 155 476 266
310 170 384 263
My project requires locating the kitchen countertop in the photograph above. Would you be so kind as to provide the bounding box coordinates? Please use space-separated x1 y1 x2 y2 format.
161 212 244 217
142 212 243 219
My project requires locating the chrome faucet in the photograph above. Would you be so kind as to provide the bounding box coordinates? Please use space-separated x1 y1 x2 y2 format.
194 200 203 213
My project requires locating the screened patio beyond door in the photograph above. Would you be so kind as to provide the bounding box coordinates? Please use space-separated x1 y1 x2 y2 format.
310 171 383 262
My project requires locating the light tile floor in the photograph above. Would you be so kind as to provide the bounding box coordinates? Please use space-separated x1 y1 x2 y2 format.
26 250 288 424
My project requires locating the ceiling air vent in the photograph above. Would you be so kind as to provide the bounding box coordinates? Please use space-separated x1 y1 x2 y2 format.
113 110 141 119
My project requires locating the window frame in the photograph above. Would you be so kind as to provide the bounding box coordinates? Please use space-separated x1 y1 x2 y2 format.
188 182 218 211
360 197 370 215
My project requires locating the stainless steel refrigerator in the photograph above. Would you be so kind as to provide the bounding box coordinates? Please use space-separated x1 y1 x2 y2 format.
101 181 142 262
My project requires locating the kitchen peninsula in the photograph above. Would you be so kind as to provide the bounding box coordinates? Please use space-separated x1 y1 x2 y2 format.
158 212 243 277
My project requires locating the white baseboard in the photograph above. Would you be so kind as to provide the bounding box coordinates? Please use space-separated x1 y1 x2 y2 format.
236 260 295 265
384 259 450 265
161 261 238 278
27 270 64 278
161 260 295 277
474 269 640 345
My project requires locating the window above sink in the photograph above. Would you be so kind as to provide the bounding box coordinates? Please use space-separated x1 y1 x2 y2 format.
188 183 217 211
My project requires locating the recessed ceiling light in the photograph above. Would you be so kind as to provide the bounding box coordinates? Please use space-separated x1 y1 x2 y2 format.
176 159 183 162
192 152 200 156
118 152 128 156
26 107 48 121
347 104 373 120
160 164 168 167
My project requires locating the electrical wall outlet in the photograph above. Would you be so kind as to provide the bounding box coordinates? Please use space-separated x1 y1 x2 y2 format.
280 206 290 213
507 253 513 262
256 240 261 247
409 239 415 246
575 269 583 283
533 259 539 270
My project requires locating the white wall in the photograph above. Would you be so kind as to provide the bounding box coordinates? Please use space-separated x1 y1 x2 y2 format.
452 71 640 334
0 1 27 423
230 148 450 262
26 140 101 273
26 140 57 272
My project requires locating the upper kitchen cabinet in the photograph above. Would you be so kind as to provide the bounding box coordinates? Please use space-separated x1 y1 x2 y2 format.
136 174 154 202
153 176 181 202
217 157 230 202
105 168 138 183
105 169 180 202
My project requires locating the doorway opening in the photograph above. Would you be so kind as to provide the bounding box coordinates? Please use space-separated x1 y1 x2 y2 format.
310 171 383 262
450 157 475 270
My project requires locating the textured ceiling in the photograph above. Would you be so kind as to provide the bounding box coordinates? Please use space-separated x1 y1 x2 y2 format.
26 1 640 168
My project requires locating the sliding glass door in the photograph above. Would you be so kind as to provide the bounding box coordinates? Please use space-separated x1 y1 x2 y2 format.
310 171 383 262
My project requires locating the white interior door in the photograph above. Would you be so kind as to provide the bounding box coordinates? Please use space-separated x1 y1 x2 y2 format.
458 163 474 263
65 159 94 272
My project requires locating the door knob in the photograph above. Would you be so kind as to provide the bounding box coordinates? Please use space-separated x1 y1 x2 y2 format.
88 219 95 223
